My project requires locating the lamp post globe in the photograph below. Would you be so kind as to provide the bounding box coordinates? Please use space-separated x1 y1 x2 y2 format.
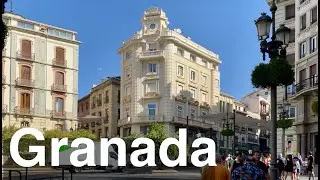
275 24 291 46
255 12 272 40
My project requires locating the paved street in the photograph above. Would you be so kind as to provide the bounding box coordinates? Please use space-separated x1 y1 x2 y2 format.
2 167 318 180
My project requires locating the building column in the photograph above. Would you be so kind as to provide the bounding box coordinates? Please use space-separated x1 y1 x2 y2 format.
307 133 311 155
297 134 301 155
301 133 306 160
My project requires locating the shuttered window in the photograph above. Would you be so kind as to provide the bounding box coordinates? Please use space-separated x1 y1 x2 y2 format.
20 93 30 108
310 64 317 77
55 47 65 62
55 72 64 85
299 69 306 82
21 40 31 59
21 66 31 80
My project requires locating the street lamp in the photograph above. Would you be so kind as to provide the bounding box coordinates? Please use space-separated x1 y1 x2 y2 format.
254 0 291 179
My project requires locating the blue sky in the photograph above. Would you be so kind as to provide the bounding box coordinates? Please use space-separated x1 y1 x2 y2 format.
7 0 270 100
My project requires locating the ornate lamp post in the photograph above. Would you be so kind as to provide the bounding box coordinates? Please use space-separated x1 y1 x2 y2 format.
254 0 291 179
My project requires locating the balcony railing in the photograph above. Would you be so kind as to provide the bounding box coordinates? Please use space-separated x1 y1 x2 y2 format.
118 115 166 126
15 78 35 87
51 83 67 92
139 50 164 60
51 110 66 119
16 51 35 61
288 75 318 97
2 75 5 84
2 104 8 114
52 58 67 67
14 106 34 116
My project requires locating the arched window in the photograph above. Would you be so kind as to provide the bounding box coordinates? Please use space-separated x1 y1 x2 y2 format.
55 97 64 113
55 72 64 85
21 121 30 128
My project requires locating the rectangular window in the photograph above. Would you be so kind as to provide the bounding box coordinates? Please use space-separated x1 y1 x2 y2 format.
190 54 196 61
202 60 208 67
55 98 64 112
149 43 157 51
140 126 149 135
310 64 317 77
125 51 132 60
223 101 225 113
177 48 184 56
202 93 207 102
125 86 131 96
311 6 318 24
125 67 131 78
310 35 318 53
190 89 196 99
299 69 306 82
177 84 183 94
177 65 184 77
21 40 32 59
288 107 296 119
20 93 30 109
285 4 295 20
146 82 157 93
148 104 156 120
98 111 102 117
289 29 295 43
190 70 196 81
300 14 306 30
18 22 34 30
105 91 109 103
202 75 207 85
177 105 183 117
148 64 157 73
219 100 222 112
299 41 306 58
190 108 196 120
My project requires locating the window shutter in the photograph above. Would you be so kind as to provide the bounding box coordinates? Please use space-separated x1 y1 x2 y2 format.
26 94 30 108
310 65 317 76
22 40 31 58
56 47 65 62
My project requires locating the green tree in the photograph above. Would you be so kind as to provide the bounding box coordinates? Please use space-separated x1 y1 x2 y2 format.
312 99 318 115
277 117 293 156
2 0 9 51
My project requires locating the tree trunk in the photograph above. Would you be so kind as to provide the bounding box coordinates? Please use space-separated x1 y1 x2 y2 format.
282 128 286 156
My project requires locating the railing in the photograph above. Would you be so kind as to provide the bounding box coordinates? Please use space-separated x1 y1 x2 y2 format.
51 110 66 119
15 78 35 87
2 75 5 84
288 75 318 97
118 115 165 126
14 106 34 115
52 58 67 67
2 104 7 113
139 50 164 59
16 51 35 61
51 83 67 92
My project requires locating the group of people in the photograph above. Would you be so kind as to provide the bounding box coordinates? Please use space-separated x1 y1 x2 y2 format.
201 150 316 180
276 152 315 180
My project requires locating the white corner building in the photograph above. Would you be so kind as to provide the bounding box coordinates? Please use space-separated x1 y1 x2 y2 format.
118 7 221 137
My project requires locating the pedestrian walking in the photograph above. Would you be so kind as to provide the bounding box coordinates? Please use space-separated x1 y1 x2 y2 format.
231 154 266 180
276 154 285 180
284 154 294 180
307 152 315 180
230 152 244 173
201 154 230 180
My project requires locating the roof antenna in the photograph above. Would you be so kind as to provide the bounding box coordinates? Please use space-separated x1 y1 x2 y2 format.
10 0 13 13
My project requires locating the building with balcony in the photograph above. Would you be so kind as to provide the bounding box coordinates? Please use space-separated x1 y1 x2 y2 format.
265 0 300 156
2 12 80 131
77 77 121 138
118 7 222 138
267 0 318 159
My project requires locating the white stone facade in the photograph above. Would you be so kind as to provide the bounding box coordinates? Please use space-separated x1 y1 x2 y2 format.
2 12 80 131
118 7 221 137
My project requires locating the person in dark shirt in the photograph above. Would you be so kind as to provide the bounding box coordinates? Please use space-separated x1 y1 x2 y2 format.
307 152 315 180
253 151 268 174
284 154 294 180
232 154 266 180
230 152 244 172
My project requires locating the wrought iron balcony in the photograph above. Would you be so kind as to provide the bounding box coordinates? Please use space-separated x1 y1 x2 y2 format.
139 50 164 60
51 110 66 119
2 75 5 84
14 106 34 116
16 51 35 61
2 104 8 114
52 58 67 67
288 75 318 98
15 78 35 87
51 83 67 92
